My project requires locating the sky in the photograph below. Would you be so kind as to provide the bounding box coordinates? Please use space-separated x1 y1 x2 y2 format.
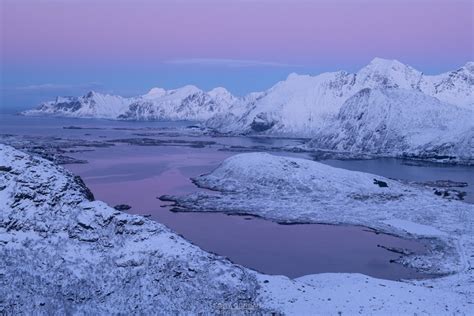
0 0 473 112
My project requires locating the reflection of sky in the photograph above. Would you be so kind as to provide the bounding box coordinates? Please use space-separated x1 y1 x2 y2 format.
64 132 429 280
1 0 472 110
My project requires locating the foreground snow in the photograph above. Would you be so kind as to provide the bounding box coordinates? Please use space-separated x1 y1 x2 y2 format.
0 144 264 314
166 153 474 313
1 145 473 314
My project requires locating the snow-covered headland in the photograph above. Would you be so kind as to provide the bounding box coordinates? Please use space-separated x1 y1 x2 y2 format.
164 152 474 313
2 144 473 314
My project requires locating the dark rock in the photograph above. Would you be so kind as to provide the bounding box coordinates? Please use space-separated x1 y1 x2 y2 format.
0 166 12 172
114 204 132 211
373 179 388 188
250 113 276 132
73 176 95 201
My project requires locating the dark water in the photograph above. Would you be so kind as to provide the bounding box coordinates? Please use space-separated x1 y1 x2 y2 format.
2 114 472 280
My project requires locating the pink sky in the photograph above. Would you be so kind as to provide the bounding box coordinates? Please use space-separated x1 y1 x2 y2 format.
0 0 472 110
2 0 473 66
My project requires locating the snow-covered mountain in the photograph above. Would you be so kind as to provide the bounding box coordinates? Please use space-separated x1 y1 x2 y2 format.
24 91 135 119
23 86 240 121
23 58 472 127
308 88 474 163
118 85 241 121
207 58 473 135
21 58 473 161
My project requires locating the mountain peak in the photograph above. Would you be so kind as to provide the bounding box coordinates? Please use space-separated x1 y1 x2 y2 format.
146 87 166 97
208 87 232 97
174 85 201 95
85 91 97 98
365 58 407 70
286 72 305 80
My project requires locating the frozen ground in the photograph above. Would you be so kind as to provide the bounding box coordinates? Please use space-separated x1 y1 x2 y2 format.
1 145 473 314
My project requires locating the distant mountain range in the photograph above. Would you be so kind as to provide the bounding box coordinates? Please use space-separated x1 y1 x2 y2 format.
22 58 474 162
23 85 240 121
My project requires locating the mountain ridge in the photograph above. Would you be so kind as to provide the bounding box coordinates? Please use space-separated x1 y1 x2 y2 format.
23 58 473 123
21 58 473 161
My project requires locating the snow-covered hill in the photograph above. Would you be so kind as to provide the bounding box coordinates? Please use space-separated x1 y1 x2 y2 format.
308 88 474 163
164 152 474 314
23 86 240 121
207 58 473 135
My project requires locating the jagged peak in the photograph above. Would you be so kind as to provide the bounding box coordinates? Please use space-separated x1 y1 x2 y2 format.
83 90 120 99
84 90 98 98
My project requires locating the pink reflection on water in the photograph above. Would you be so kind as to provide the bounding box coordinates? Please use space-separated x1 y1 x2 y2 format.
67 144 430 280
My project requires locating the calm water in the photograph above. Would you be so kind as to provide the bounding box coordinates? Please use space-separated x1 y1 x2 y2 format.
66 144 428 280
2 114 472 279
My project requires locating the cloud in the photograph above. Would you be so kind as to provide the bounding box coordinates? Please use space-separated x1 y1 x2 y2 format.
8 82 103 92
165 58 299 68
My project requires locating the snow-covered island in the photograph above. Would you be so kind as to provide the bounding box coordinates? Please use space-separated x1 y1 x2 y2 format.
22 58 474 164
1 144 473 314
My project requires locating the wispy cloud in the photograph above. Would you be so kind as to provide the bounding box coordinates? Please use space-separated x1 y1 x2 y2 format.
7 82 103 92
165 58 299 68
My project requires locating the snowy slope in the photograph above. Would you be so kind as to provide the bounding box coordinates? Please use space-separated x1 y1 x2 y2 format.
207 58 473 135
420 61 474 109
206 71 359 135
309 88 474 163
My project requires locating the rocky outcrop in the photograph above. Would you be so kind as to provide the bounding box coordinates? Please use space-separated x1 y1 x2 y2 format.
0 144 264 314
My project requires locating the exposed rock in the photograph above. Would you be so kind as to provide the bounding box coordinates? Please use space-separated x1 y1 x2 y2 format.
114 204 132 211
